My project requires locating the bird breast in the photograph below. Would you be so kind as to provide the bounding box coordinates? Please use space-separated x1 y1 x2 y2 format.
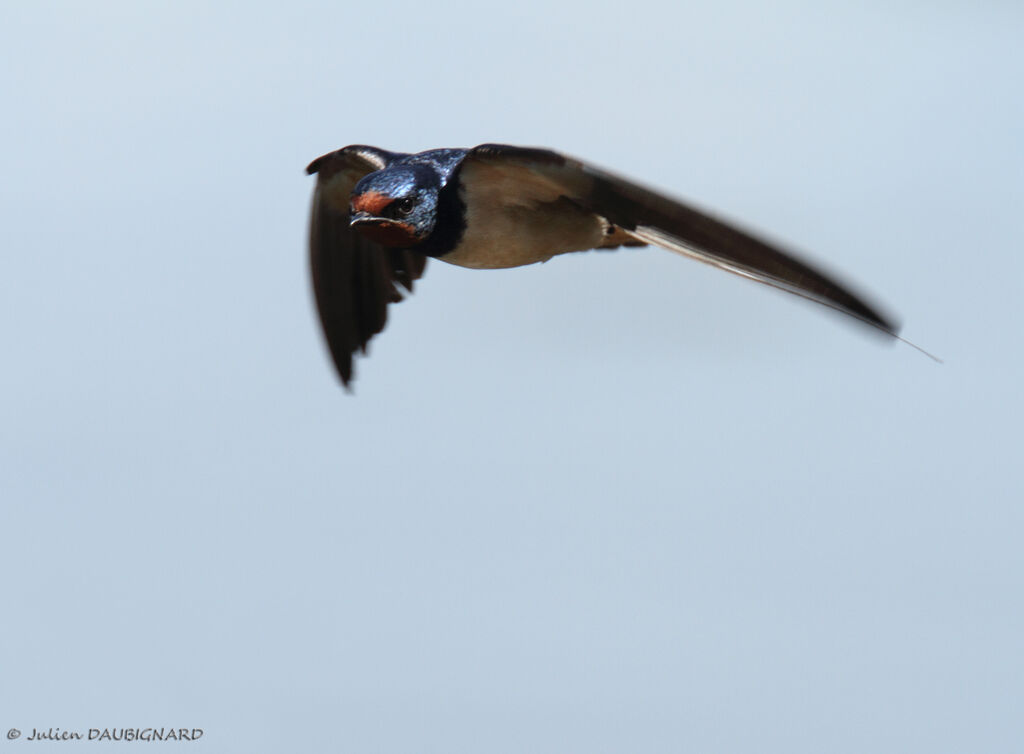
440 194 607 270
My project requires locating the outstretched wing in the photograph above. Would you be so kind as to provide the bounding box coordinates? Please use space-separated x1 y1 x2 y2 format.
460 144 898 335
307 146 428 387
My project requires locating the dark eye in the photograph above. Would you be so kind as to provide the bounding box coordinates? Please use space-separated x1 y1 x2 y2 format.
394 198 415 216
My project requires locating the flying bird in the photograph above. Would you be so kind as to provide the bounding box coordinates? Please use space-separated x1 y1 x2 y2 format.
307 143 901 387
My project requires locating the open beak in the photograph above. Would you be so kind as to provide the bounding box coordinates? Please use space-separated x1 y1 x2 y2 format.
350 211 384 227
348 212 419 248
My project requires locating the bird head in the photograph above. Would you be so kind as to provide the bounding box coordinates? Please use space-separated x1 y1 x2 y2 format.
349 165 440 248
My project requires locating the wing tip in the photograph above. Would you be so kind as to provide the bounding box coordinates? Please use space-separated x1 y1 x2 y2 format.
306 156 325 175
303 154 323 175
306 145 392 177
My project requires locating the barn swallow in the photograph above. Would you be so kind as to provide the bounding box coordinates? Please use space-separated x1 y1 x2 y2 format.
307 143 904 387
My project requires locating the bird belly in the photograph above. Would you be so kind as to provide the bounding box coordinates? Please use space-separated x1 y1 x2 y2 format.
440 199 606 270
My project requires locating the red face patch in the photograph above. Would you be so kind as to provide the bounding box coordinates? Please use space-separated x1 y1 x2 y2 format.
351 190 393 215
354 220 420 249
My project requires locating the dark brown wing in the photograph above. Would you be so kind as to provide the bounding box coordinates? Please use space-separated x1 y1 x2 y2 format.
462 144 898 335
307 146 428 387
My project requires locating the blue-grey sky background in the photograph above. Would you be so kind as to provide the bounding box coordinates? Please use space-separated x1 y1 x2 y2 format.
2 1 1022 751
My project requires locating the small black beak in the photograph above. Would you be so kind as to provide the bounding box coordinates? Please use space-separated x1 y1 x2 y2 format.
350 213 406 231
348 211 419 248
